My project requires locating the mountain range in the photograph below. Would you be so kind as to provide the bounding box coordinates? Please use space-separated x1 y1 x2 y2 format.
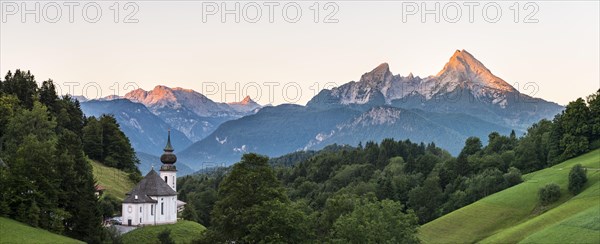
80 87 261 175
79 50 564 170
308 50 561 129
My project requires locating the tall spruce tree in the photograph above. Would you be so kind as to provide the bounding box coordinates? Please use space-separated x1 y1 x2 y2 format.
57 130 103 243
99 115 139 173
82 117 104 160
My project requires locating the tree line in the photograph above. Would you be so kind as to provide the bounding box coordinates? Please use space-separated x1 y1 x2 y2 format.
178 89 600 243
0 70 139 243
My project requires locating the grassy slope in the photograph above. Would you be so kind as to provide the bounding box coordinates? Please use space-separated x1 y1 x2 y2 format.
122 220 206 244
91 160 135 201
419 149 600 244
520 205 600 244
0 217 83 244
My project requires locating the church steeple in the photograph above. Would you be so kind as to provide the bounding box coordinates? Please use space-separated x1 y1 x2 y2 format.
159 130 177 191
160 130 177 165
164 129 174 152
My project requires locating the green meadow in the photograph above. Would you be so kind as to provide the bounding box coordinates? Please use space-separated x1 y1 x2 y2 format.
122 220 206 244
0 217 83 244
91 160 136 201
419 149 600 243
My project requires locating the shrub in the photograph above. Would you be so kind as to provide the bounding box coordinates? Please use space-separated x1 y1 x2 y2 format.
102 225 123 244
158 229 175 244
538 183 561 205
503 167 523 187
568 164 588 195
99 198 115 219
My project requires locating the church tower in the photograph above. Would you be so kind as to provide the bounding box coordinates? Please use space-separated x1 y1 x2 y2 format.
159 130 177 191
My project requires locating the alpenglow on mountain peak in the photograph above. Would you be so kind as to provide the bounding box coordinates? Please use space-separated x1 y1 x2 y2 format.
122 85 262 118
435 49 516 92
307 49 563 119
228 95 256 106
326 49 521 104
355 49 515 92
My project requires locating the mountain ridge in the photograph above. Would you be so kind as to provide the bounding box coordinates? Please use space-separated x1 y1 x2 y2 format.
124 85 258 117
87 85 264 142
308 49 563 129
80 50 564 168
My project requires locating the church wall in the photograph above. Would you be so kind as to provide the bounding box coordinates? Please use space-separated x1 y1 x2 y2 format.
150 195 178 224
160 170 177 191
123 201 175 226
123 203 144 226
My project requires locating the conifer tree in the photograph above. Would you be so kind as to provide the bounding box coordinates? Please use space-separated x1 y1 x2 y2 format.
1 70 38 109
82 117 104 160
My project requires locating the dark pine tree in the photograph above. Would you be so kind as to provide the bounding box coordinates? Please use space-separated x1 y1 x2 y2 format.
1 70 38 109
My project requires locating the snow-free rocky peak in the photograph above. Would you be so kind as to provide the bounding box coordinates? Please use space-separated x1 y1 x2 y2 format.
125 85 179 108
306 49 563 130
227 95 262 113
360 63 393 84
435 49 516 93
124 85 232 117
313 49 523 106
228 95 257 106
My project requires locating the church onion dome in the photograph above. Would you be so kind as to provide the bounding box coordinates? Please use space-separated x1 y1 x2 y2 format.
160 130 177 165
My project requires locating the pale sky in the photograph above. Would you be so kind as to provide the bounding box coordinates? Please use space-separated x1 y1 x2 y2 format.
1 1 598 105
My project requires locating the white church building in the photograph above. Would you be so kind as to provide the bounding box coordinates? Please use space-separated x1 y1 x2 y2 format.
122 131 180 226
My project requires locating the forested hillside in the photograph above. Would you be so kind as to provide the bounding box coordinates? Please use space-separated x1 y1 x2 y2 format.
178 89 599 243
0 70 139 243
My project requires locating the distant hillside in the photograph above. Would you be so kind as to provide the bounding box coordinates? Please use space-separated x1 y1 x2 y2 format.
419 150 600 243
91 160 135 201
178 105 362 167
179 104 513 167
80 99 192 155
309 106 513 154
0 217 83 244
122 220 206 244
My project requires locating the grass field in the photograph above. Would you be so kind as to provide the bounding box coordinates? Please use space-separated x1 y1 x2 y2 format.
520 205 600 244
0 217 83 244
91 160 136 201
122 220 206 244
419 149 600 244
